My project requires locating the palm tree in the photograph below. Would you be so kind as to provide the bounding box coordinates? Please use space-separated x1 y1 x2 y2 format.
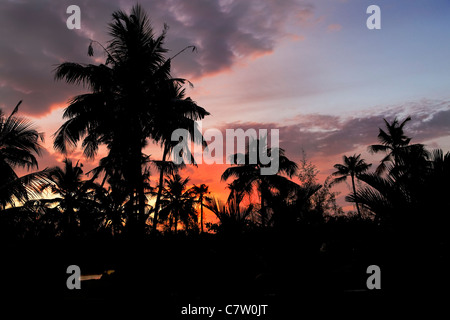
351 148 450 226
90 161 148 236
151 82 209 232
88 151 155 234
426 149 450 234
221 137 298 227
368 116 424 174
54 5 209 233
205 191 254 235
428 149 450 182
191 184 210 233
331 154 371 216
53 4 169 223
40 159 101 237
0 101 50 210
158 173 197 233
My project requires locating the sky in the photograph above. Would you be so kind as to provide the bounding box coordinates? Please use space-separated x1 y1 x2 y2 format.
1 0 449 215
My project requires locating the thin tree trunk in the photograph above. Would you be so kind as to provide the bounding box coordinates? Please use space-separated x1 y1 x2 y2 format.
153 144 169 232
200 196 204 233
351 174 362 216
174 211 178 233
169 214 173 232
260 188 266 228
127 141 144 236
137 158 146 235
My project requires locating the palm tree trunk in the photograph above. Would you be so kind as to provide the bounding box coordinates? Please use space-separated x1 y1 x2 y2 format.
153 144 169 232
174 212 178 233
351 174 362 216
200 199 204 234
169 214 173 231
131 143 145 236
260 189 266 227
138 184 146 234
137 162 146 234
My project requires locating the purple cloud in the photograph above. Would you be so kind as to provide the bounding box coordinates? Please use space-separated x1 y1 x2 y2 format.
215 99 450 162
0 0 313 116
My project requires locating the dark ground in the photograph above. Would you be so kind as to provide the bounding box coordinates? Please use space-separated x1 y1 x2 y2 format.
1 226 447 317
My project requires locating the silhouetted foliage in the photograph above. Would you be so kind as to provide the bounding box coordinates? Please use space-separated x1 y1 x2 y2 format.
331 154 371 216
221 137 299 227
158 173 198 233
205 190 254 235
39 159 104 238
53 4 208 236
191 184 210 233
0 4 447 311
0 101 52 210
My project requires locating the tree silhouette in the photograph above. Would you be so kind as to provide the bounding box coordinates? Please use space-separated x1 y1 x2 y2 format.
205 190 254 235
88 152 154 234
345 113 450 242
191 184 210 233
159 173 197 233
331 154 371 216
351 148 450 221
40 159 101 237
368 116 424 174
0 101 51 210
151 82 209 232
53 5 208 234
294 151 342 221
221 137 298 227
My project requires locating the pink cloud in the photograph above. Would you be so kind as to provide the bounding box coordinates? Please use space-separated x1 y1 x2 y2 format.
0 0 317 117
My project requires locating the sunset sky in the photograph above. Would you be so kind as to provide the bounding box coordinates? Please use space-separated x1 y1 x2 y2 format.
1 0 449 215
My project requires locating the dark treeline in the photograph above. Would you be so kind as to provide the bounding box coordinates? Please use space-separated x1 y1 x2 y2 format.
0 4 448 314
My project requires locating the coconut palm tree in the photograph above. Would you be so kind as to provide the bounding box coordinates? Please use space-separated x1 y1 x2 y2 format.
425 149 450 236
0 101 51 210
158 173 197 233
90 160 151 236
428 149 450 182
331 154 371 216
221 137 298 227
350 148 450 226
40 158 102 237
53 5 163 223
205 191 254 235
0 171 52 211
151 82 209 232
368 116 424 174
54 5 209 233
191 184 210 233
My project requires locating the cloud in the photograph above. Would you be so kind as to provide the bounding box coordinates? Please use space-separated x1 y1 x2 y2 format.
0 0 99 116
212 99 450 162
159 99 450 206
0 0 314 117
158 0 314 78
